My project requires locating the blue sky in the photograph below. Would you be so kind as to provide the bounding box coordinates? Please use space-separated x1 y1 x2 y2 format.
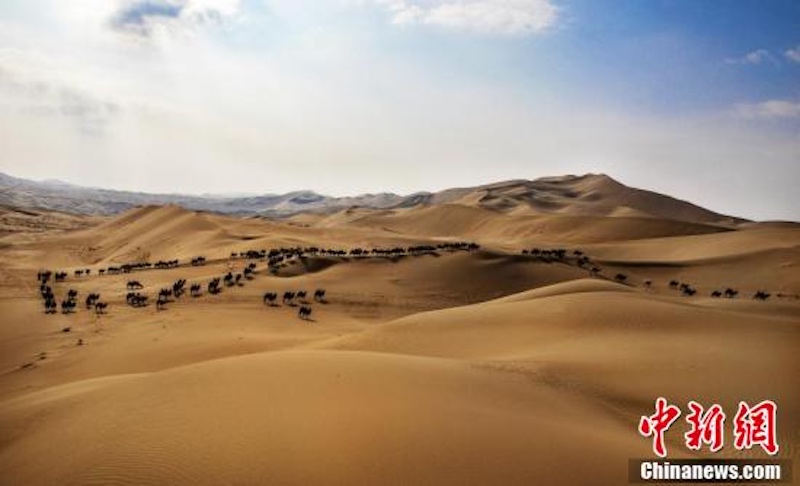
0 0 798 219
558 0 800 112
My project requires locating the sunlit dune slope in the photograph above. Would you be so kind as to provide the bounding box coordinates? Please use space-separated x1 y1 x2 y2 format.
0 350 646 486
318 204 731 245
427 174 743 226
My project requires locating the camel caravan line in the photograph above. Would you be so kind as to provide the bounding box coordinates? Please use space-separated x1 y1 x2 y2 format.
34 242 481 321
35 241 788 322
517 247 783 301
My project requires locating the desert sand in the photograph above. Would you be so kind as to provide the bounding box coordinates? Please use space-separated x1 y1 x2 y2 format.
0 175 798 485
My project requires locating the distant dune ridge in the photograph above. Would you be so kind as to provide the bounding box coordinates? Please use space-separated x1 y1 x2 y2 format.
0 171 745 224
0 173 798 485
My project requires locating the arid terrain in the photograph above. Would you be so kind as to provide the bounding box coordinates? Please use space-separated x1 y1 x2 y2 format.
0 174 798 485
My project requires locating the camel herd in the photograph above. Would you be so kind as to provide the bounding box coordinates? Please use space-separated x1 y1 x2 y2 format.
519 247 780 301
37 278 108 316
260 290 322 320
34 242 480 321
33 241 783 323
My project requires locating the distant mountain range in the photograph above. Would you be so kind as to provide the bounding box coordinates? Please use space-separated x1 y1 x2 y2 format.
0 171 745 225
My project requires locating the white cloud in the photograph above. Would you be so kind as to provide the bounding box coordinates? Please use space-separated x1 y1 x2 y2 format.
732 100 800 119
725 49 777 66
377 0 558 35
109 0 242 38
785 46 800 63
0 48 121 135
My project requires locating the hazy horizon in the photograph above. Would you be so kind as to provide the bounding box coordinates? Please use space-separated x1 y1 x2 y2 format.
1 0 799 220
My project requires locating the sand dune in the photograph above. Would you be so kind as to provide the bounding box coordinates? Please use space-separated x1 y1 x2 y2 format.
0 350 653 486
0 196 797 485
0 206 101 238
433 174 743 226
320 204 731 245
583 226 800 296
586 224 800 262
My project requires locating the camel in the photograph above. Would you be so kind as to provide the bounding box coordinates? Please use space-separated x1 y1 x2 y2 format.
61 299 76 314
40 284 53 300
85 293 101 309
263 292 278 306
44 298 58 314
208 278 222 295
298 305 313 320
127 292 148 308
158 288 173 303
753 290 770 301
156 295 169 310
37 270 52 283
172 279 187 298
